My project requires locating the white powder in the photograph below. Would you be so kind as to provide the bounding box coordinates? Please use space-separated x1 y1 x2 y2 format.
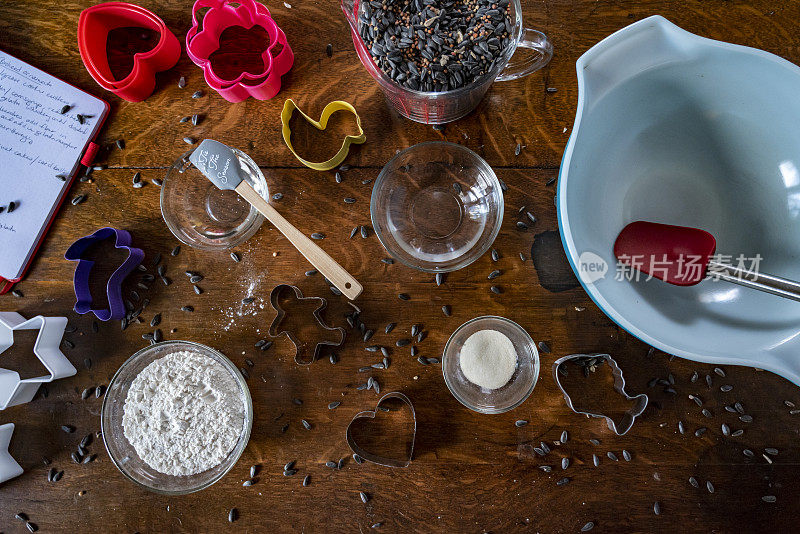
459 330 518 389
122 351 245 476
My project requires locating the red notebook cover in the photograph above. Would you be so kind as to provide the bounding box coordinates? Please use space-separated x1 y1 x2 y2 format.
0 50 109 294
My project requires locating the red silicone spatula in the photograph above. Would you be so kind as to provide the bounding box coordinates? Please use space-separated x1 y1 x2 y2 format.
614 221 800 302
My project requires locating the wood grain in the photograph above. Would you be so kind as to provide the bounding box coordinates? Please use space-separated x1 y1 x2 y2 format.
1 0 800 532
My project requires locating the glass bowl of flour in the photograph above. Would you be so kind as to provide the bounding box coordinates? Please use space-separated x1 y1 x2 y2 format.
101 340 253 494
442 316 539 414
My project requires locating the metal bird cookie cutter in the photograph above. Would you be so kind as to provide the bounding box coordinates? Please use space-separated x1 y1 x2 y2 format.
268 284 345 365
0 312 77 410
552 353 648 436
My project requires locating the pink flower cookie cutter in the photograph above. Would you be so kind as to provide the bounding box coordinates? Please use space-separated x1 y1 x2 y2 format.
185 0 294 102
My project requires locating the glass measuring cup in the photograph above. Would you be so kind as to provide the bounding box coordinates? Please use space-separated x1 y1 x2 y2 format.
341 0 552 124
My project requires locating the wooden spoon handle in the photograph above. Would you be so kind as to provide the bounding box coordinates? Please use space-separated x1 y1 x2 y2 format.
235 182 363 300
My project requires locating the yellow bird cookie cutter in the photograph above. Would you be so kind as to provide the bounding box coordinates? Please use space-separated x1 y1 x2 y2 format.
281 99 366 171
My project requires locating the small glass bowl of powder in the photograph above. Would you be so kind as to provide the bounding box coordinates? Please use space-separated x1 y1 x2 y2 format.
442 316 539 414
101 340 253 495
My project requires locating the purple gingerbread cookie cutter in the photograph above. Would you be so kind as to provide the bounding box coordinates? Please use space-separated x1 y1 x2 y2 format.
64 227 144 321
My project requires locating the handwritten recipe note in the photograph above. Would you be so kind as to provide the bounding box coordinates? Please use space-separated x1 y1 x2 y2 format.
0 51 107 281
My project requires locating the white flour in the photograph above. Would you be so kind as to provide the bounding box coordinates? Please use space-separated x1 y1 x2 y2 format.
459 330 518 389
122 351 245 476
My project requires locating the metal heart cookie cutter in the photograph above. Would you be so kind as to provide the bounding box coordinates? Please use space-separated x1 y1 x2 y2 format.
346 391 416 468
552 353 648 436
78 2 181 102
186 0 294 102
65 227 145 321
268 284 345 365
281 99 366 171
0 423 23 484
0 312 77 410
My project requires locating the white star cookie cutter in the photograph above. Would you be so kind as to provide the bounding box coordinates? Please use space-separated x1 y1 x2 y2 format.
0 422 23 484
0 312 77 410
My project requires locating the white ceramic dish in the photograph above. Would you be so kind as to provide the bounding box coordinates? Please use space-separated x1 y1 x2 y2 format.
558 16 800 385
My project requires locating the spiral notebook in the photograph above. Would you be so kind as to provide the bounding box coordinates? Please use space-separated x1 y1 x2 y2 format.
0 50 109 293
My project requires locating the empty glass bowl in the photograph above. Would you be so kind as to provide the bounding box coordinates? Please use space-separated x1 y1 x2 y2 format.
161 148 268 250
443 316 539 414
370 142 504 272
101 340 253 495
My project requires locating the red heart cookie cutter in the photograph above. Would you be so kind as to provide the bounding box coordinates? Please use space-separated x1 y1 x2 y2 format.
78 2 181 102
185 0 294 102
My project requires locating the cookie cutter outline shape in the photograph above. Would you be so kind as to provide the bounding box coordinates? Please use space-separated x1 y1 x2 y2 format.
281 99 366 171
0 312 77 410
346 391 416 468
185 0 294 102
0 423 23 484
552 353 648 436
64 227 145 322
78 2 181 102
267 284 345 365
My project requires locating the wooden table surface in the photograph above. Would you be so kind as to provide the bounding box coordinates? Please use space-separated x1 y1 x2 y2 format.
2 0 800 532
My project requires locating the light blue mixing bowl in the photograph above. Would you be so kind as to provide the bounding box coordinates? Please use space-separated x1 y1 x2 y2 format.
558 16 800 385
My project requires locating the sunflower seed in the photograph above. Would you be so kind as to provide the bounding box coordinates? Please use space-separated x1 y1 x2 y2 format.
561 457 569 469
435 272 445 286
592 454 599 467
360 491 370 503
607 451 618 461
721 423 730 436
398 293 410 300
695 427 707 437
442 305 452 316
731 429 744 437
743 448 754 457
381 258 394 264
581 522 595 532
303 474 311 486
192 90 204 98
301 419 311 430
706 481 715 493
765 447 778 455
385 323 396 334
491 249 499 261
490 285 502 294
62 425 75 433
311 232 326 240
116 139 125 149
193 285 202 294
171 246 181 256
181 305 194 312
653 501 661 515
762 495 777 503
71 194 86 205
326 43 333 57
243 478 256 486
396 338 411 347
714 367 726 377
515 420 528 427
228 508 238 522
739 414 753 423
720 384 733 392
344 197 356 203
178 76 186 88
283 469 298 476
538 341 551 353
556 477 571 486
325 461 337 468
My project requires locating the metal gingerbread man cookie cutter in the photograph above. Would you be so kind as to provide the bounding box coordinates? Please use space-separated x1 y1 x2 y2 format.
268 284 345 365
552 353 648 436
